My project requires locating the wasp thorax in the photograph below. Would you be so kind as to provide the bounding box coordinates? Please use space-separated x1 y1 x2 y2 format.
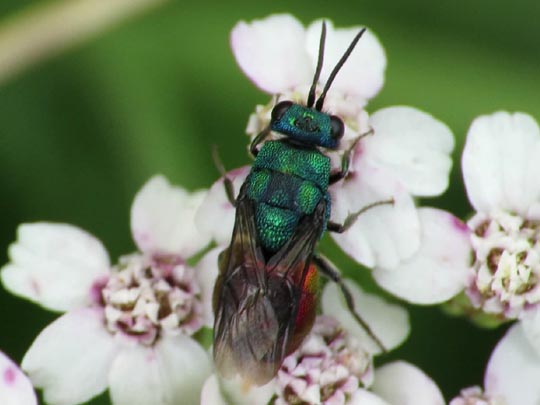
101 253 203 345
467 210 540 318
273 316 373 405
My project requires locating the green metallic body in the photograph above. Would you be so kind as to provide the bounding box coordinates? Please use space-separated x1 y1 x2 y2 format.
246 139 331 253
213 24 375 385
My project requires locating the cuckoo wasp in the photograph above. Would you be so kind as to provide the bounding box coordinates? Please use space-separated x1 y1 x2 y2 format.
213 21 390 385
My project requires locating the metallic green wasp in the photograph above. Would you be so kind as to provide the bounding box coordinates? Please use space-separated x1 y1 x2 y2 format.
213 22 389 386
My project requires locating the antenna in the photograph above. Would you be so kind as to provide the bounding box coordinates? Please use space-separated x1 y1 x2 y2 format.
307 21 327 108
315 28 366 111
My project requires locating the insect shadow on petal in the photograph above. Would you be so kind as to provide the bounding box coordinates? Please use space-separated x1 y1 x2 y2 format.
212 21 394 386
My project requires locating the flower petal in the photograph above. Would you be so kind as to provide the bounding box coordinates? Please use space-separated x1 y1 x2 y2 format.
22 308 119 405
322 280 410 355
195 247 221 327
131 175 210 258
364 106 454 197
200 375 228 405
462 111 540 216
519 306 540 355
1 223 110 311
195 167 250 247
0 352 37 405
331 164 420 269
349 389 391 405
109 335 211 405
231 14 313 94
371 361 445 405
484 324 540 405
201 374 275 405
306 20 386 101
373 208 471 304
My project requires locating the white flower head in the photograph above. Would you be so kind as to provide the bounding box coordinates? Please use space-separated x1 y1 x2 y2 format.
0 351 37 405
232 14 386 105
1 175 216 405
458 112 540 351
198 14 460 308
201 282 447 405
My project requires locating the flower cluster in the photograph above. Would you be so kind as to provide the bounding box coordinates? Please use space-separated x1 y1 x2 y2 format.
1 176 216 404
1 11 540 405
198 14 470 310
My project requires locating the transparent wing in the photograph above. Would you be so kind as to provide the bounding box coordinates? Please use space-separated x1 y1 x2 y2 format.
213 184 326 385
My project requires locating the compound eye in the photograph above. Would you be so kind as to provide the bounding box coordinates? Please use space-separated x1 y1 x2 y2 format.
271 101 293 122
330 115 344 140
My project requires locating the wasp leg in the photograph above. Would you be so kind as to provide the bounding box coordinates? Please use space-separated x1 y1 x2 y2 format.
211 145 236 207
329 128 374 185
313 253 387 353
327 198 394 233
249 125 271 157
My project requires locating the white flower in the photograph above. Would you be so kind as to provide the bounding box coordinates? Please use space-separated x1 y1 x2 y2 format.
232 14 385 105
0 351 37 405
457 111 540 353
449 324 540 405
200 281 443 405
1 175 215 405
199 14 465 307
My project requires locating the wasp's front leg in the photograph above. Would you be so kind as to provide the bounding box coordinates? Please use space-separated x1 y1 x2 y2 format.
329 128 374 185
212 145 236 206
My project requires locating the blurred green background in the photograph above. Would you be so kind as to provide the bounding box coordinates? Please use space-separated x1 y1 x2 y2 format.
0 0 539 403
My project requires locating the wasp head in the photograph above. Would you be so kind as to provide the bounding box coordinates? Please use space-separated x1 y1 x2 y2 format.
270 100 344 149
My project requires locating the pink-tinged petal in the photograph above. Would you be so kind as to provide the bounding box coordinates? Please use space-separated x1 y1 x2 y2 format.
109 335 211 405
202 374 275 405
222 377 275 405
201 375 228 405
364 106 454 197
1 223 110 312
462 112 540 216
22 308 119 405
519 307 540 356
195 247 221 327
0 352 37 405
306 20 386 101
231 14 313 94
131 175 211 258
195 167 250 247
331 164 420 269
373 208 471 304
485 324 540 405
322 281 410 355
349 389 391 405
372 361 445 405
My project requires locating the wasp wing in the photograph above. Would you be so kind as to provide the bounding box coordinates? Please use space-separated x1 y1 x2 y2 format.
213 184 326 385
213 186 277 384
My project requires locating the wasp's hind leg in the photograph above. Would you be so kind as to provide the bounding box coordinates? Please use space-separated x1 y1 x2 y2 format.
329 128 373 185
211 145 237 206
327 198 394 233
312 253 387 353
